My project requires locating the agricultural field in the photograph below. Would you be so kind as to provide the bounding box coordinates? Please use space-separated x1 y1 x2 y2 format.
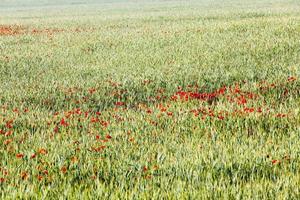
0 0 299 199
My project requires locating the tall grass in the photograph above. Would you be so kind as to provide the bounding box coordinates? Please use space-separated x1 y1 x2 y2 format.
0 0 299 199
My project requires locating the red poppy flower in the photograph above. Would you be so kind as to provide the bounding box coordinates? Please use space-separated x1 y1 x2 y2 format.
90 117 99 123
2 169 8 176
234 85 241 93
42 170 48 175
217 86 226 95
38 148 47 155
37 175 43 181
160 107 167 112
115 102 124 106
88 88 96 94
60 118 69 127
170 95 178 101
3 139 12 145
20 172 28 180
61 166 67 174
92 146 106 152
276 114 287 118
218 115 224 120
244 107 254 113
237 96 247 105
105 135 112 139
101 121 109 127
288 76 296 82
143 166 148 172
95 135 101 140
54 126 59 133
272 159 280 165
4 131 13 137
5 120 13 129
16 153 24 159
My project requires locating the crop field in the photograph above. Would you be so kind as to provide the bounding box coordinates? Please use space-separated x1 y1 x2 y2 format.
0 0 300 199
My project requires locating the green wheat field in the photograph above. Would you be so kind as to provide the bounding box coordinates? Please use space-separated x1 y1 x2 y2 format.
0 0 299 199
